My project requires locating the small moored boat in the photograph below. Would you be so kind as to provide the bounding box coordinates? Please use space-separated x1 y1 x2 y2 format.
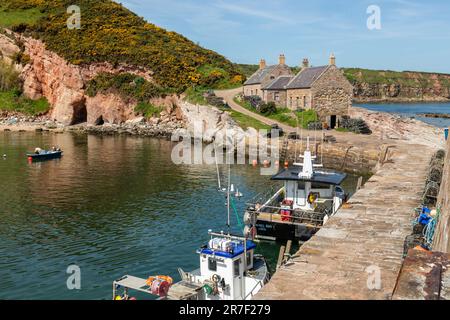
27 148 63 161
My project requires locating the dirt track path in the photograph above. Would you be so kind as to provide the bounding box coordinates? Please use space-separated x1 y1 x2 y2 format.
215 87 296 133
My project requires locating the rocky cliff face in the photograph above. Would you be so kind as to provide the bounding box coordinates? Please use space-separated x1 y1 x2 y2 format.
344 69 450 103
0 31 160 125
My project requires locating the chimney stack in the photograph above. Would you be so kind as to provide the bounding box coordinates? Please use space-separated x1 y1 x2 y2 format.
329 53 336 66
259 59 266 69
302 58 309 69
279 54 286 65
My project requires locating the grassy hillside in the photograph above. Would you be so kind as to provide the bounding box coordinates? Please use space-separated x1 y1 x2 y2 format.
1 0 244 95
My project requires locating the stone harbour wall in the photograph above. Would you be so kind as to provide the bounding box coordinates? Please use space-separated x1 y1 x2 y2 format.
434 137 450 253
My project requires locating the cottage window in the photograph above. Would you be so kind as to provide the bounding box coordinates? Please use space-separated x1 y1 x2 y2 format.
275 92 280 101
296 97 300 107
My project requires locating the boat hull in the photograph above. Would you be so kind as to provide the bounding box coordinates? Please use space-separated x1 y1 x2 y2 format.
255 219 319 241
27 151 63 161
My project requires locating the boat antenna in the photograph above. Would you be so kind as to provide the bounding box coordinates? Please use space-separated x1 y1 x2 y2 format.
314 111 317 158
321 128 324 165
301 110 304 162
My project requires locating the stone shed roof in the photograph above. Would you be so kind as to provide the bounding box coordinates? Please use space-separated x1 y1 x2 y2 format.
244 65 277 85
262 76 294 90
286 66 329 89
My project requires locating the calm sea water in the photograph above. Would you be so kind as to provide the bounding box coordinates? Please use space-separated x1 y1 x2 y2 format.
357 102 450 128
0 132 360 300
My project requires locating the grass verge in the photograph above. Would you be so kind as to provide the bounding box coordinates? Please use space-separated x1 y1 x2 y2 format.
0 90 50 115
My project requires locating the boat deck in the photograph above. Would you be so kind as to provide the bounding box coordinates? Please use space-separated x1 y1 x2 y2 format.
166 281 204 300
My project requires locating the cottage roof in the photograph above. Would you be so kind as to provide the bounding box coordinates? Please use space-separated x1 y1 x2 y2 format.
262 75 294 90
244 65 278 85
286 66 329 89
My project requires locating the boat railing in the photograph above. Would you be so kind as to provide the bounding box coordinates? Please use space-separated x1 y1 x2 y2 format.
246 185 283 208
244 280 264 300
246 186 285 212
256 205 331 227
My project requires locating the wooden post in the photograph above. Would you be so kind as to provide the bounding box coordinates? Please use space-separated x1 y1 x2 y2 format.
284 240 292 264
357 176 363 190
276 245 286 270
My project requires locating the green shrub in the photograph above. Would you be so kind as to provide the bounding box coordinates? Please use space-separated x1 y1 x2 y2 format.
134 102 162 118
86 73 165 102
0 90 50 115
0 61 21 91
259 102 277 115
11 51 30 66
2 0 244 93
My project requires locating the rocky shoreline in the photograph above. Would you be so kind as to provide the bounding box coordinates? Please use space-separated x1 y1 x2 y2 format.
0 113 184 139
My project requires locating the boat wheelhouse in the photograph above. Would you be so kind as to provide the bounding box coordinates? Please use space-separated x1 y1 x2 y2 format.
245 139 347 241
112 231 270 300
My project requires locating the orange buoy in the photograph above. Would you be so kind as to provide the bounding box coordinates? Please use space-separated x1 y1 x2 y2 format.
284 161 289 168
252 159 258 167
263 160 270 167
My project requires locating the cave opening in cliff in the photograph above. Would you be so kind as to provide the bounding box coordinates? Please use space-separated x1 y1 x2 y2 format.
95 116 104 126
70 99 87 125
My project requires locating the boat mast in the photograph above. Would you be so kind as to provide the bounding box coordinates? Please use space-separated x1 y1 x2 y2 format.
227 161 231 234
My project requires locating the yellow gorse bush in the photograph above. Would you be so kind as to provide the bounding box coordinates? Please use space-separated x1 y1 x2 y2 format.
3 0 244 97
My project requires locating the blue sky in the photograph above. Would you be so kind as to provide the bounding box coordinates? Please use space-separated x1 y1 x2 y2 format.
119 0 450 73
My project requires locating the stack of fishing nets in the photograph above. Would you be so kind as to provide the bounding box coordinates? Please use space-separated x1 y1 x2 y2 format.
422 149 446 206
339 116 372 134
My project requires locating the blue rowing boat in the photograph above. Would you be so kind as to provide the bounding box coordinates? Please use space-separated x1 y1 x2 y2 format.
27 150 63 161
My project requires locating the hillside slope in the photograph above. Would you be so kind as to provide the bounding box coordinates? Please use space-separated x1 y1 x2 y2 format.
1 0 243 92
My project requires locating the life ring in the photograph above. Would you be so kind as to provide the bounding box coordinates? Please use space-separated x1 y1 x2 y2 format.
211 274 221 283
146 275 173 287
307 192 318 204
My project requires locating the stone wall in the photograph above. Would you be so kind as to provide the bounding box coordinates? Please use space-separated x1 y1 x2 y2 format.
285 140 380 175
434 137 450 253
243 84 262 98
286 88 312 110
263 89 288 107
311 66 353 119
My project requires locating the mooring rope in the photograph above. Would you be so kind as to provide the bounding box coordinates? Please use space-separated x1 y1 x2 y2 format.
230 196 244 228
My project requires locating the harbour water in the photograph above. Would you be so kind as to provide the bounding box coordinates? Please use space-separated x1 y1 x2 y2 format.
357 102 450 128
0 132 361 299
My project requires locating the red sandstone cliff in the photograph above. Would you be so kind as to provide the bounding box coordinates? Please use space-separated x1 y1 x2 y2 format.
0 30 178 125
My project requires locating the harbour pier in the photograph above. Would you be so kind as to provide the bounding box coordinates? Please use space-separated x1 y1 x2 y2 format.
257 130 450 299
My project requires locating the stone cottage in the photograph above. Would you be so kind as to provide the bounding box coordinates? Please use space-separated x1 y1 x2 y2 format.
243 54 293 99
245 54 354 129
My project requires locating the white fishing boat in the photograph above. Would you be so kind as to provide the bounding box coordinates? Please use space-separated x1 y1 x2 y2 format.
245 137 348 241
112 154 270 300
112 231 270 300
